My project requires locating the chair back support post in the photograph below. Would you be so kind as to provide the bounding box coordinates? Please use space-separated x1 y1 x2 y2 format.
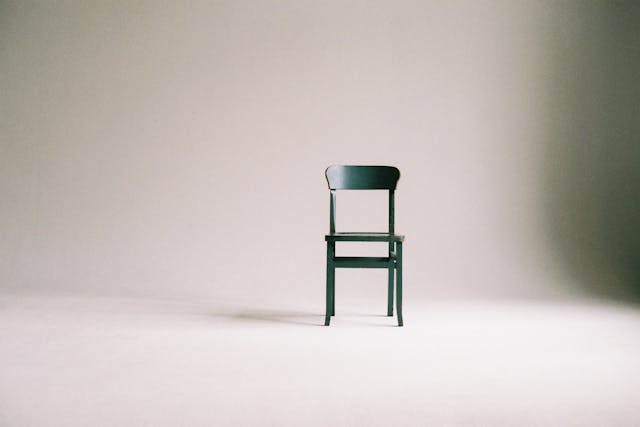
389 189 395 254
329 190 336 234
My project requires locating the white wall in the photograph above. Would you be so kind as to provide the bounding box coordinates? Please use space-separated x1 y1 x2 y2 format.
2 1 638 302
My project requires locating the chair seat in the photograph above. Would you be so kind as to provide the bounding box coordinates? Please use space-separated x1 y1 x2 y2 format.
325 232 405 242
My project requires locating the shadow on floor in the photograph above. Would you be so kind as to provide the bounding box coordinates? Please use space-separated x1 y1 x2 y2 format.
212 308 396 326
229 309 323 326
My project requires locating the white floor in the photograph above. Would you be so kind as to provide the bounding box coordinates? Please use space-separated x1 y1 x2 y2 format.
1 292 640 426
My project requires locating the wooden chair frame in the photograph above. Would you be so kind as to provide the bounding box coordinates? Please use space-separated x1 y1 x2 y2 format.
324 165 405 326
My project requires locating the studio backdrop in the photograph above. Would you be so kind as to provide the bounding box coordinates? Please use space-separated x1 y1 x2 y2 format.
1 1 638 303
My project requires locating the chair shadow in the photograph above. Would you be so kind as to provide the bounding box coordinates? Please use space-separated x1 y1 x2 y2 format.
229 309 324 326
224 309 394 326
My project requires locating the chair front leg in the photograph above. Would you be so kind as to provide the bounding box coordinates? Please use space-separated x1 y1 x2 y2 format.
325 241 335 326
331 274 335 316
330 242 335 316
396 242 403 327
387 242 394 316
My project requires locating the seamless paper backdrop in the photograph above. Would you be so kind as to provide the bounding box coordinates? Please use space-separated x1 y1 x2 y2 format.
2 1 639 303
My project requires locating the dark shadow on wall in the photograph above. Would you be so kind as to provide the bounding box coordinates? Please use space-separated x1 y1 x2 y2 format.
543 2 640 302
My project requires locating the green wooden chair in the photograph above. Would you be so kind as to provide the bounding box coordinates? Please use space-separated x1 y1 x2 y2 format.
324 165 405 326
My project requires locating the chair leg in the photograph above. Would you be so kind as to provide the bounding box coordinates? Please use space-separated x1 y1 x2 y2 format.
325 242 334 326
330 242 335 316
387 267 394 316
387 242 394 316
331 269 335 316
396 242 403 327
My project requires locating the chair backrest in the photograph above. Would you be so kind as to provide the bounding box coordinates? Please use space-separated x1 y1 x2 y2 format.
325 165 400 190
325 165 400 234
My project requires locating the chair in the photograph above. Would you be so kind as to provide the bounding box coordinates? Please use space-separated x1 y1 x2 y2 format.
324 165 405 326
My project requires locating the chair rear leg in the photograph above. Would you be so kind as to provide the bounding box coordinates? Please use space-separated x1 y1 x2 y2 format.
396 242 403 327
387 267 394 316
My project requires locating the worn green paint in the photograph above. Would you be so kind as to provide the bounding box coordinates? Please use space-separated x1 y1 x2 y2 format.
324 165 405 327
